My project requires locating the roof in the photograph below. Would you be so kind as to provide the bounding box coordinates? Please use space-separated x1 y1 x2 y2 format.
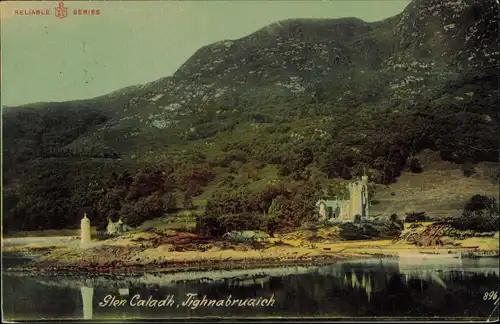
316 199 347 208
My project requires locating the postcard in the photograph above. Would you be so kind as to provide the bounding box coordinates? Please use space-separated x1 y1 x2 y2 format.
1 0 499 322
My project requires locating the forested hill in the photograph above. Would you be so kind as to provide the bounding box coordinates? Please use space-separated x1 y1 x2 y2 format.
3 0 499 233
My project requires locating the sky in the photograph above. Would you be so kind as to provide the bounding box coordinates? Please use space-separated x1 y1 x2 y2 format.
0 1 411 107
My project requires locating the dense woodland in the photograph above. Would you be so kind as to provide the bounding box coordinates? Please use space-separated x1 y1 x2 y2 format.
3 70 498 234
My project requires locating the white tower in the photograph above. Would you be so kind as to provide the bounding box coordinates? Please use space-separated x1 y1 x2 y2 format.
80 213 91 249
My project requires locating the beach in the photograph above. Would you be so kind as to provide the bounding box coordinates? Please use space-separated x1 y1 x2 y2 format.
4 227 499 275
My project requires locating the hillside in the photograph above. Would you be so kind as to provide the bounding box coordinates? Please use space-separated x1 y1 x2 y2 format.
3 0 499 234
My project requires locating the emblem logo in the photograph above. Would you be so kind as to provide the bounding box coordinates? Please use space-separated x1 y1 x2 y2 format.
54 1 68 19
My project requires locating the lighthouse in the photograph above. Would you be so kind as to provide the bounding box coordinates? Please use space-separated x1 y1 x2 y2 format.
80 213 91 249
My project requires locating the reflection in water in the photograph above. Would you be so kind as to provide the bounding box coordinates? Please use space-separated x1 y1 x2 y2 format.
3 258 499 320
119 288 129 296
80 287 93 320
81 287 129 320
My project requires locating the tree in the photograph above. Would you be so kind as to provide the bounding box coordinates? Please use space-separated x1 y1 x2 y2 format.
404 212 429 223
464 194 498 213
268 195 288 219
452 195 499 232
183 193 194 210
163 193 177 211
326 181 349 200
409 157 424 173
259 200 270 217
120 195 165 227
460 160 476 177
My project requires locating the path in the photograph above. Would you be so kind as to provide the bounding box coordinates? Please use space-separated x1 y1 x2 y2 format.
3 236 78 247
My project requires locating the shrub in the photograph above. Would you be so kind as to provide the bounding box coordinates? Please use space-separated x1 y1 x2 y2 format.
409 223 423 229
221 212 265 233
195 212 265 237
163 193 178 212
338 223 382 240
464 194 498 213
451 195 499 232
460 160 476 177
409 157 424 173
120 195 165 227
339 223 365 240
195 214 222 237
443 227 478 239
92 232 114 241
405 212 430 223
490 169 500 184
228 161 243 173
361 223 381 237
183 193 195 210
278 165 291 176
380 223 402 238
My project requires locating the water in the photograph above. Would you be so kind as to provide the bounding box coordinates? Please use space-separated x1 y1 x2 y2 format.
3 254 499 321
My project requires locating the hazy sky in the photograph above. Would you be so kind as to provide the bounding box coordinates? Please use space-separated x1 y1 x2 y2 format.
1 1 410 107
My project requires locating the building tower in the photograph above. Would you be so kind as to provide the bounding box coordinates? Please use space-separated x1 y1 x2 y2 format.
361 168 369 218
348 181 362 219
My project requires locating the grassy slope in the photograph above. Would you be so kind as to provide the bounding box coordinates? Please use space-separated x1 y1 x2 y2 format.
371 151 499 219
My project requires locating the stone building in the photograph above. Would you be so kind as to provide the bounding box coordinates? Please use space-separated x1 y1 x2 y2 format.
106 217 132 235
316 175 370 223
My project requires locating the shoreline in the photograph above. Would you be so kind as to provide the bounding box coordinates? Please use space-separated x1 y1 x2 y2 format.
4 228 499 276
4 242 368 275
5 248 496 277
5 254 363 277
